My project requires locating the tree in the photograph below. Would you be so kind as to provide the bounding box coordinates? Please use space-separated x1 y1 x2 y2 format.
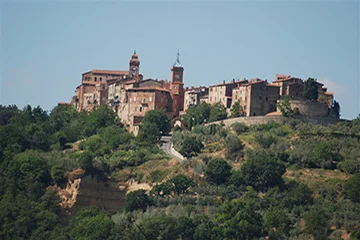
213 199 263 239
77 151 93 172
170 174 195 194
344 173 360 203
304 206 329 240
69 207 115 240
276 95 293 117
179 135 203 158
205 158 232 184
225 134 244 161
303 78 319 101
126 190 152 212
240 151 286 192
230 100 243 118
209 103 227 122
182 102 211 129
331 100 340 119
264 207 292 236
151 181 176 196
137 122 160 143
143 110 171 135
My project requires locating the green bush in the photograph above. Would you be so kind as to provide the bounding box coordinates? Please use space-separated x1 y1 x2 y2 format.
231 122 248 134
344 174 360 203
205 158 232 184
126 190 153 212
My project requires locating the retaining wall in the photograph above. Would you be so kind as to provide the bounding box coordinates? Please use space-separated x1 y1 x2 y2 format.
208 115 340 127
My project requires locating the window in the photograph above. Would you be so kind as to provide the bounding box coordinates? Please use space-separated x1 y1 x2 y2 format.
94 77 97 82
100 77 102 81
135 107 138 111
140 107 143 112
174 86 177 90
210 97 212 101
142 98 146 103
134 97 136 101
215 97 217 101
149 97 152 101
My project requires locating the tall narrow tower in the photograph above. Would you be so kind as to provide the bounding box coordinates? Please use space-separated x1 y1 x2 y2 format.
129 50 140 81
170 51 184 117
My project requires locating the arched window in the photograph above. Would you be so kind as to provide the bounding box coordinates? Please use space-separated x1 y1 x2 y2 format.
99 77 102 81
94 77 97 82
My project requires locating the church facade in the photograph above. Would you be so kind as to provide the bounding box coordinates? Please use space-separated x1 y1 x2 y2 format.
70 51 184 130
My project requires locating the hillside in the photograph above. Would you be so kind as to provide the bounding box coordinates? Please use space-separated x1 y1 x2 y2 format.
0 104 360 240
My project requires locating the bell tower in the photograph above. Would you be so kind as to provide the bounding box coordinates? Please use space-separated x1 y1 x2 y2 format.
170 51 184 117
129 50 140 81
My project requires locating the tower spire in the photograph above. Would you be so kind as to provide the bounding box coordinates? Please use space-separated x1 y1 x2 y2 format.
173 50 182 67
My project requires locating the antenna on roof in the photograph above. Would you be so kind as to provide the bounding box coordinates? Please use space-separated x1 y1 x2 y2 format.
173 50 182 67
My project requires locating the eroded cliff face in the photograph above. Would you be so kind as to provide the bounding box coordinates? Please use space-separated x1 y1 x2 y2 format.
67 174 127 215
56 169 153 216
58 178 82 209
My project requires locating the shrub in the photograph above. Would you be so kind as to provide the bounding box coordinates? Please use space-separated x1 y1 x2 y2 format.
170 174 196 194
231 122 248 134
126 190 152 212
240 151 286 192
205 158 232 184
338 159 359 174
344 174 360 203
225 134 244 161
254 132 278 148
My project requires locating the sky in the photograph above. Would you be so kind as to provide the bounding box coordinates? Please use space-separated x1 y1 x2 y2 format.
1 0 359 119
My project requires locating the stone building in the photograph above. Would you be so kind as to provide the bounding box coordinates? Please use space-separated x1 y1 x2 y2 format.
70 51 185 131
183 86 209 111
232 79 280 116
71 51 143 111
208 79 247 108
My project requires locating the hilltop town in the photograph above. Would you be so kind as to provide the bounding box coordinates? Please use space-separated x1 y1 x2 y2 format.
64 51 338 131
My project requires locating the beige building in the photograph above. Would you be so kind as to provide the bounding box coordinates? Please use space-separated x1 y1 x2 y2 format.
208 79 247 108
183 86 209 111
232 79 280 116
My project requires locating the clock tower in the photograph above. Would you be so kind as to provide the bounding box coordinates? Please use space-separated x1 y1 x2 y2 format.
129 50 140 81
170 51 184 117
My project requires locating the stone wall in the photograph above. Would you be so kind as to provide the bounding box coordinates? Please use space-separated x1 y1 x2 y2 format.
289 100 329 117
208 115 340 127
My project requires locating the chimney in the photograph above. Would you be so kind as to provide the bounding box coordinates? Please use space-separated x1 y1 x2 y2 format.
232 79 235 83
223 80 225 84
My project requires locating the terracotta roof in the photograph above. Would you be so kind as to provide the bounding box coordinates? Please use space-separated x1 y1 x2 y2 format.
210 80 247 87
127 86 171 93
274 77 301 82
83 70 129 75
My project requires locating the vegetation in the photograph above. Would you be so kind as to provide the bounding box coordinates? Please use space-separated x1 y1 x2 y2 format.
229 100 243 118
0 104 359 239
303 77 319 101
